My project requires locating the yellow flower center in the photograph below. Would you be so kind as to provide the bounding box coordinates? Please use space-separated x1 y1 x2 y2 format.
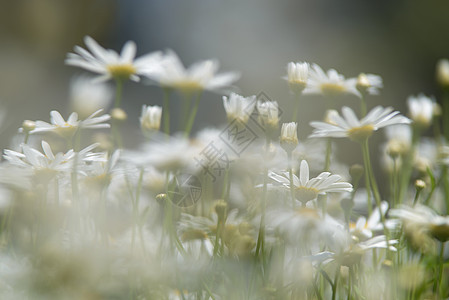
107 64 137 80
320 83 347 96
295 207 320 219
166 80 203 93
295 186 319 204
55 124 78 139
347 124 374 142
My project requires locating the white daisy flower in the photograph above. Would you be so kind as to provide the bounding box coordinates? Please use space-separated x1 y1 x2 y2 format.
285 61 309 93
350 201 398 241
222 93 256 123
309 106 411 142
303 64 360 97
269 160 353 205
3 142 104 176
122 135 198 172
69 76 113 119
30 109 110 138
311 235 398 267
145 49 240 94
356 73 383 95
266 205 348 250
256 100 279 131
390 204 449 242
65 36 162 82
407 94 437 127
3 141 74 183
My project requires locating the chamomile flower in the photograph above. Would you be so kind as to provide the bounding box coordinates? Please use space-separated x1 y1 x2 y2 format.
280 122 299 153
269 160 352 205
140 105 162 133
350 201 398 241
311 235 398 267
303 64 360 97
65 36 162 82
356 73 383 95
436 59 449 88
30 109 110 138
266 205 348 250
390 204 449 242
407 94 437 128
3 141 74 183
285 62 309 94
222 93 256 123
145 49 240 94
69 76 113 118
309 106 411 142
256 100 279 131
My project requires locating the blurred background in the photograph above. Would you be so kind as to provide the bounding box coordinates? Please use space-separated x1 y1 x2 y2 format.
1 0 449 160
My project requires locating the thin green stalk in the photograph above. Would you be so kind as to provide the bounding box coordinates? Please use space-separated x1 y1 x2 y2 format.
412 188 422 206
398 126 420 204
255 137 270 259
184 92 202 137
331 265 340 300
360 94 367 117
291 93 301 122
288 153 295 206
361 141 373 215
24 132 30 144
162 88 171 136
324 139 332 171
362 139 391 255
114 79 123 108
111 120 123 149
392 157 399 208
433 242 445 296
442 90 449 141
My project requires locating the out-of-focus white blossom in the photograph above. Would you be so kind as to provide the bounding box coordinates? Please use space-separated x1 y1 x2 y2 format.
70 76 113 118
66 36 162 82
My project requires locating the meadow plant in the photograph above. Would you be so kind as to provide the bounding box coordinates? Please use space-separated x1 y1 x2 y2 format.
1 37 449 299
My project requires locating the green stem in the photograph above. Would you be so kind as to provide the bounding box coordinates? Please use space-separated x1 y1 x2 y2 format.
442 90 449 141
255 137 270 259
162 88 171 136
433 242 445 296
412 188 422 206
360 94 367 117
114 79 123 108
331 265 340 300
362 139 391 254
24 132 30 144
288 153 295 206
361 140 373 215
291 93 301 122
398 126 420 204
184 93 202 137
324 138 332 172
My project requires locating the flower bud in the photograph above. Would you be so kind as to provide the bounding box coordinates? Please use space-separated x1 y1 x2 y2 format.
21 120 36 133
280 122 299 154
286 62 309 94
140 105 162 133
257 100 279 137
110 108 127 122
414 179 426 192
214 200 228 222
436 59 449 88
223 93 256 123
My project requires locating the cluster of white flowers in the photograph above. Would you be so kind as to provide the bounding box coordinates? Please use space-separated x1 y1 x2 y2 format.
0 36 449 299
